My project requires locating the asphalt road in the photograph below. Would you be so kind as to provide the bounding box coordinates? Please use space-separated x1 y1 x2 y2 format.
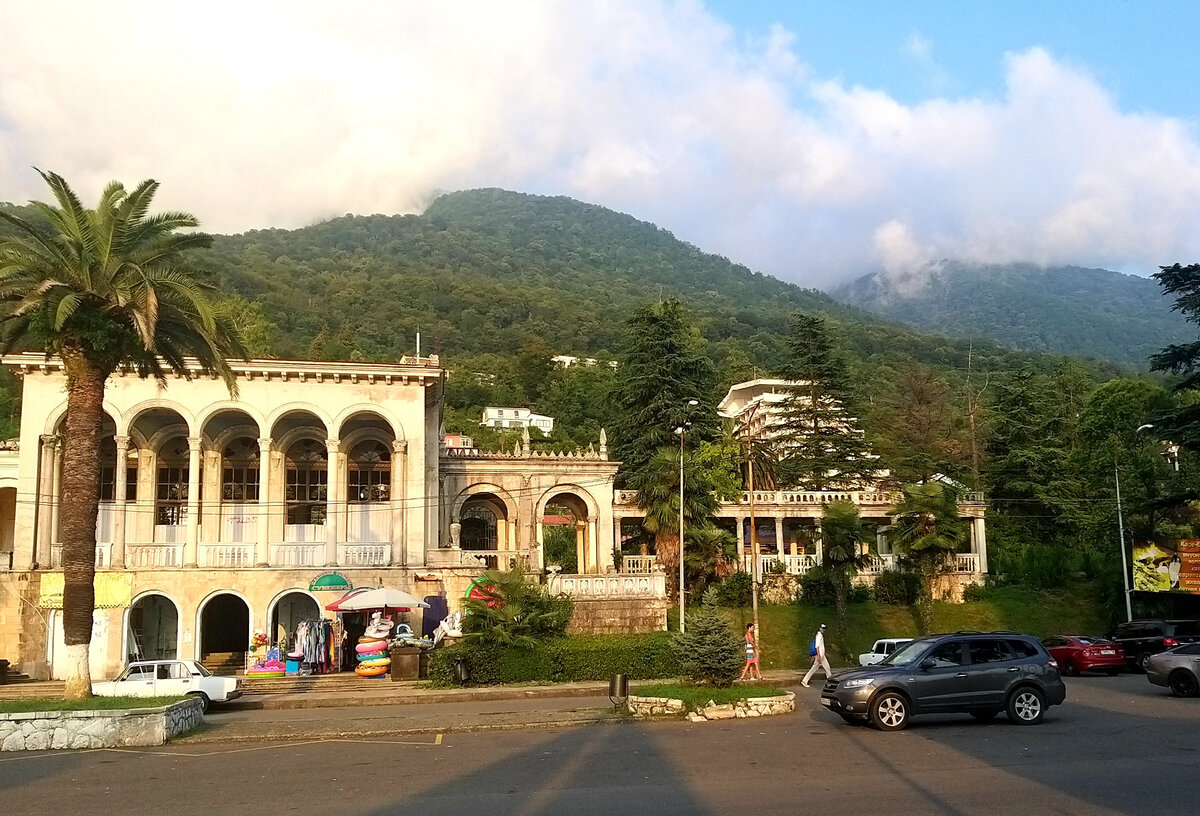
2 673 1197 816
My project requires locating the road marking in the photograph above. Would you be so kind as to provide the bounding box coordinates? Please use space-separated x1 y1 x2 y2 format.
1 734 445 762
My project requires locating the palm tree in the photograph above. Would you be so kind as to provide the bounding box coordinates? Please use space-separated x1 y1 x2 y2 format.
821 500 875 659
887 483 967 634
0 171 246 699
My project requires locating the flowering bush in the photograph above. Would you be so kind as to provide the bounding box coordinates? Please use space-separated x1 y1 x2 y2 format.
250 631 270 650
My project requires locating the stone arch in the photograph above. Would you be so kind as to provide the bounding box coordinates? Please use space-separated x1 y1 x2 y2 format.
451 483 519 521
196 401 268 438
265 588 322 649
267 403 334 438
121 398 197 436
534 483 601 520
334 404 404 440
124 591 181 662
44 400 124 436
195 589 252 668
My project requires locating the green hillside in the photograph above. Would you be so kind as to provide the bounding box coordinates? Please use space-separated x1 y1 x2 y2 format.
833 261 1190 370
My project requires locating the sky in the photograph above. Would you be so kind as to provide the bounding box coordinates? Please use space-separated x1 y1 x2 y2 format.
2 1 1199 290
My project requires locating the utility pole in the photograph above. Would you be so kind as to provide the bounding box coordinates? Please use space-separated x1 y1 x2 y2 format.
747 409 761 667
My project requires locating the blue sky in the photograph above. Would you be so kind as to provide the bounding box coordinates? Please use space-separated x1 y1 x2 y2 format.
2 1 1199 289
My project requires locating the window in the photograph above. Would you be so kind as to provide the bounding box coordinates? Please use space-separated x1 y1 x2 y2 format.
348 440 390 503
969 639 1015 664
286 439 327 525
1174 643 1200 655
927 641 965 668
221 438 260 502
1007 640 1039 659
155 436 191 526
99 466 139 502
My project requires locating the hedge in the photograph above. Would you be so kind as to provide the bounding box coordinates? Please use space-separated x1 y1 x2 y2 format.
428 632 680 687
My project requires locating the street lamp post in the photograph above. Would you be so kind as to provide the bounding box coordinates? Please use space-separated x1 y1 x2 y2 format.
1115 423 1155 623
676 399 699 633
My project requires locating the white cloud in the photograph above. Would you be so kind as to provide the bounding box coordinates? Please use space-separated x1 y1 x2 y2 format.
2 2 1199 290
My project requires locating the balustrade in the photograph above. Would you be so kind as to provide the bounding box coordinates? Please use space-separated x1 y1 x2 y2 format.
49 543 112 569
340 544 391 567
620 554 657 574
201 544 252 568
551 572 666 599
127 544 182 568
271 543 321 567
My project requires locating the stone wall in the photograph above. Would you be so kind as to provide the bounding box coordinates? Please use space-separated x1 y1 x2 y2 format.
628 691 795 720
0 697 203 752
566 597 668 634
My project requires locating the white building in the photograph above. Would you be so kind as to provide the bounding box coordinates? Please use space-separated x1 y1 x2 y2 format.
480 407 554 434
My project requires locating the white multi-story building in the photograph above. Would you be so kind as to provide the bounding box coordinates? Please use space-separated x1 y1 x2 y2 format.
480 407 554 434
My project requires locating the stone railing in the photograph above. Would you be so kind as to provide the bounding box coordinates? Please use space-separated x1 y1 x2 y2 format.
127 544 182 568
955 553 979 573
50 543 113 569
550 572 666 599
620 555 657 574
271 543 321 567
339 543 391 567
201 544 252 568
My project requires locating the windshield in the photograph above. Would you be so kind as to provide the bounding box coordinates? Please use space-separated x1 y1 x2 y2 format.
879 639 932 666
192 661 213 677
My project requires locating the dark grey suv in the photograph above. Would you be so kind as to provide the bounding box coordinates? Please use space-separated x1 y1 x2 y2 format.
820 631 1067 730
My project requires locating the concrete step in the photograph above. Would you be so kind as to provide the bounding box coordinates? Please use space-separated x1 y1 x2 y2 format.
239 672 399 694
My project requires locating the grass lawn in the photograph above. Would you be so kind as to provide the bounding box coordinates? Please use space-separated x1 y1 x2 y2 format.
708 582 1109 670
634 682 787 708
0 696 184 714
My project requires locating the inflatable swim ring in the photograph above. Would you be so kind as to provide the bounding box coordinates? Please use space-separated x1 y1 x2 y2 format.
355 664 388 677
357 635 387 644
246 668 286 678
359 655 391 667
355 641 387 655
356 651 390 662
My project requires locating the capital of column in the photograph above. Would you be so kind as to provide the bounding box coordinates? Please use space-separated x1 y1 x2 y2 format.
391 439 408 455
187 436 202 454
40 434 59 447
114 435 130 451
258 437 273 454
326 438 340 454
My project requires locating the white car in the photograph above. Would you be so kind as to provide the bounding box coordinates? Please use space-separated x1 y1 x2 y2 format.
858 638 914 666
93 659 241 712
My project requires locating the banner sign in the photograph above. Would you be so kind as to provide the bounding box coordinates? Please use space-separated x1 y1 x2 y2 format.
309 572 353 592
38 572 134 609
1132 539 1200 594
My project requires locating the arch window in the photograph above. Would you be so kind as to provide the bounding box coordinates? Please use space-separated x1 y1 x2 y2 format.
461 504 498 551
155 436 190 527
348 440 390 503
221 437 260 502
285 439 327 526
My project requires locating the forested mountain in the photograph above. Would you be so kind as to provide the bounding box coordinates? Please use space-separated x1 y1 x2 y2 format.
832 261 1190 370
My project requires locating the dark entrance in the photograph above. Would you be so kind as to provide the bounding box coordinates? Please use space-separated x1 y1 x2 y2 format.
199 593 250 672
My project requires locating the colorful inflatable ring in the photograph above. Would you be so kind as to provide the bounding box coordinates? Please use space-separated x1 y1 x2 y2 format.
355 664 388 677
355 642 387 655
359 656 391 668
358 635 387 644
356 651 389 662
245 668 286 678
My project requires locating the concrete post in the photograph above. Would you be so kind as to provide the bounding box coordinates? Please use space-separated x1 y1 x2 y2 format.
325 438 340 566
34 435 57 569
389 439 406 565
183 437 201 568
256 438 272 566
112 436 129 569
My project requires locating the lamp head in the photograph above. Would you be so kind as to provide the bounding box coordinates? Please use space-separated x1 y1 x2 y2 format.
1136 423 1154 433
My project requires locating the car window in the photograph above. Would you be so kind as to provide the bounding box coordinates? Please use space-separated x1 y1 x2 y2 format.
882 640 932 666
1171 621 1200 637
192 661 212 677
882 642 896 654
1173 643 1200 655
1007 640 1039 659
872 641 885 653
124 665 153 682
927 641 965 668
969 640 1015 664
1040 637 1062 648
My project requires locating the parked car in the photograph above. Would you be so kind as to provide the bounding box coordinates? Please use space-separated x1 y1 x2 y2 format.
92 659 241 712
1040 635 1125 676
1146 643 1200 697
1108 619 1200 672
859 638 914 666
821 631 1066 731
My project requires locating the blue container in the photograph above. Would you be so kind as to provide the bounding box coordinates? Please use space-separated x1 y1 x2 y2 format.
285 659 300 676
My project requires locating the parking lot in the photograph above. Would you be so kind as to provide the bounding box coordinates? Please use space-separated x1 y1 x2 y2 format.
1 672 1197 816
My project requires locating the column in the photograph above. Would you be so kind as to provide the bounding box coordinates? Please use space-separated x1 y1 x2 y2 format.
973 517 988 574
575 521 586 574
587 516 598 574
34 435 57 569
49 442 62 560
814 519 824 565
324 438 340 566
389 440 406 566
774 516 785 559
735 515 745 560
613 515 623 568
112 436 130 569
183 436 201 568
256 438 272 567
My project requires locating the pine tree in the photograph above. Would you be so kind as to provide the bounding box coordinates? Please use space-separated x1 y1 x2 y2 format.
775 313 875 489
672 610 744 687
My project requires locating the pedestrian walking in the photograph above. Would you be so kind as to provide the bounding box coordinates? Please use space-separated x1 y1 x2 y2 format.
740 623 762 681
801 623 830 687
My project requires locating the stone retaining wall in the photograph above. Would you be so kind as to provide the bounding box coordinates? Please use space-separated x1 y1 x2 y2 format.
0 697 204 752
628 691 794 721
567 597 668 634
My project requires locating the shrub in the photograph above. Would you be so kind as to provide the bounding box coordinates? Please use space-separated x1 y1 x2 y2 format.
849 583 873 603
797 569 836 607
428 632 679 687
672 610 743 687
873 570 919 605
461 566 574 648
712 572 752 607
961 582 990 602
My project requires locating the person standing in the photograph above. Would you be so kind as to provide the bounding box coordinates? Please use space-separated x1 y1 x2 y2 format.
740 623 762 681
802 623 831 687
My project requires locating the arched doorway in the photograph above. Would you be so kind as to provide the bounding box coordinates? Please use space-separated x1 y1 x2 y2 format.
269 591 320 651
127 593 179 662
198 592 250 674
541 491 596 573
460 500 501 569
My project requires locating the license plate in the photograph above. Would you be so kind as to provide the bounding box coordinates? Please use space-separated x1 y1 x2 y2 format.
820 697 832 707
1101 650 1115 655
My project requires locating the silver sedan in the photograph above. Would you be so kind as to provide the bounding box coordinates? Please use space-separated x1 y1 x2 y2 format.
1146 643 1200 697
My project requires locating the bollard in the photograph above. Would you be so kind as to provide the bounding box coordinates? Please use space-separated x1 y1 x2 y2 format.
609 673 628 706
454 656 471 685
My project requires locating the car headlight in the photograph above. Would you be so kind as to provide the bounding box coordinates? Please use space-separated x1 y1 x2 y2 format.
842 677 876 689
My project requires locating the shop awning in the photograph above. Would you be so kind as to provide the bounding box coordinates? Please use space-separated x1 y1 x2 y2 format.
326 586 429 612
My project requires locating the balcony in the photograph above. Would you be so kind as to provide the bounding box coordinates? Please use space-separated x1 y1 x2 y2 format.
550 572 667 599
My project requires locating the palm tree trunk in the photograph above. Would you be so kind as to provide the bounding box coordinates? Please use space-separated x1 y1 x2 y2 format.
59 345 107 700
834 576 849 663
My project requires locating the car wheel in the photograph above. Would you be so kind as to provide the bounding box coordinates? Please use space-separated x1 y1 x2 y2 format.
870 691 909 731
1062 660 1079 677
1006 687 1045 725
186 691 211 714
1168 670 1200 698
969 709 999 722
1137 652 1152 673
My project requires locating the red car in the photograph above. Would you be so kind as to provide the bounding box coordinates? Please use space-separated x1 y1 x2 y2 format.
1040 635 1125 676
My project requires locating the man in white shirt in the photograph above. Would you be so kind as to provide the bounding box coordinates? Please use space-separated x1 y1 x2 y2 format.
802 623 831 687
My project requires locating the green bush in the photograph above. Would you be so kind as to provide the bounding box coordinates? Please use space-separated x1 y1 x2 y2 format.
961 582 991 602
461 566 574 647
849 583 873 603
671 611 743 687
873 570 920 605
428 632 679 687
712 572 752 607
797 570 836 606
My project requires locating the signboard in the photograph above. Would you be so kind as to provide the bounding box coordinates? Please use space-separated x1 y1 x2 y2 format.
309 572 353 592
38 572 134 609
1132 539 1200 594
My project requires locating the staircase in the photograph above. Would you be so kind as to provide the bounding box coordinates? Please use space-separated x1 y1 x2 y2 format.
201 652 246 676
239 671 400 695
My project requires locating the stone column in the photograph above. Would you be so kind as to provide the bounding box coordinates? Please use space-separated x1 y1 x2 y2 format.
389 440 406 565
814 519 824 565
575 521 587 574
34 435 57 569
183 437 202 568
735 515 746 560
613 514 623 566
587 516 598 574
49 442 63 560
973 517 988 574
112 436 130 569
256 438 272 567
774 516 785 558
324 438 340 566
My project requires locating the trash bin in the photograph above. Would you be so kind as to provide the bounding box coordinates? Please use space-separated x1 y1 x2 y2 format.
609 673 628 705
389 646 421 681
454 655 471 685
